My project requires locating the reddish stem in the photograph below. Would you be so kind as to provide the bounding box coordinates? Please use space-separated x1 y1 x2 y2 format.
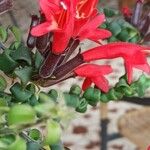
36 14 50 54
131 0 143 26
53 53 84 79
39 51 63 78
35 53 84 87
37 72 75 87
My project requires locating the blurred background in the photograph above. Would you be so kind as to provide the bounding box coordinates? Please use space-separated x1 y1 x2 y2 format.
0 0 150 150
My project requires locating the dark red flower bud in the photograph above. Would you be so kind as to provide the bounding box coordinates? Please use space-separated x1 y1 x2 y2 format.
27 15 39 49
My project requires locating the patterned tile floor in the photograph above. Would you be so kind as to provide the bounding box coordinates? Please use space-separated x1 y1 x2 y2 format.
0 1 150 150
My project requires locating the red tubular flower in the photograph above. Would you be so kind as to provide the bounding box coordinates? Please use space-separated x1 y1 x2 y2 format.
31 0 76 54
52 0 76 54
74 64 113 92
74 0 112 42
31 0 111 54
82 42 150 84
74 14 112 41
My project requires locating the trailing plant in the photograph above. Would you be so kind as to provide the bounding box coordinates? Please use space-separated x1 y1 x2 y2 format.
0 0 150 149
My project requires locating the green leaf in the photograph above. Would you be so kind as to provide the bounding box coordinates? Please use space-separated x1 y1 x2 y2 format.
48 89 58 102
10 83 32 102
0 92 12 104
103 8 118 17
128 29 138 40
108 36 118 42
116 77 129 88
50 142 64 150
83 87 101 106
28 129 41 141
116 77 134 97
108 21 121 36
7 104 36 126
27 142 41 150
69 85 81 96
0 135 15 149
63 93 80 108
8 136 26 150
117 19 128 27
14 67 32 85
0 75 7 91
39 92 53 103
28 94 39 106
76 98 88 113
100 23 107 29
9 42 21 50
100 94 110 103
129 35 140 43
119 20 136 30
0 97 8 107
131 75 150 97
10 44 32 65
34 103 55 115
0 51 18 73
117 29 129 41
0 26 7 42
0 98 9 114
9 26 21 42
44 120 61 145
26 83 36 94
106 89 121 100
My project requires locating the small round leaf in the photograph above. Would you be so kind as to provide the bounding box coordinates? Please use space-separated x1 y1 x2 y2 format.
69 85 81 96
44 120 61 145
7 104 36 126
8 136 26 150
29 129 41 141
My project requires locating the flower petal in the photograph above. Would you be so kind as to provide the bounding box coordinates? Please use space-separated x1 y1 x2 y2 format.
135 64 150 73
75 64 112 92
52 32 71 54
78 13 105 37
124 61 133 84
74 64 112 77
91 76 110 92
82 42 150 62
52 1 75 54
82 78 92 91
73 18 88 37
79 28 112 41
31 21 58 37
39 0 60 20
82 42 150 84
76 0 99 18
